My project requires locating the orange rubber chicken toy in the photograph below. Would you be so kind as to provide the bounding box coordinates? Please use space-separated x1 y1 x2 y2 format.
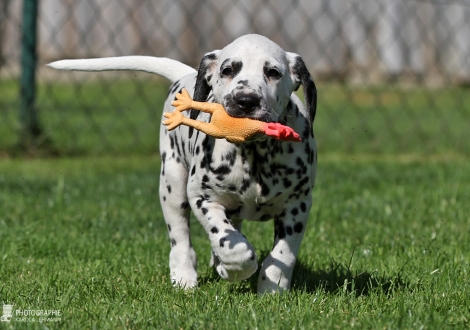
163 89 301 144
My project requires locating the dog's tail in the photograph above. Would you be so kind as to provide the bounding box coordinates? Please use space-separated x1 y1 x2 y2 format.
47 56 196 83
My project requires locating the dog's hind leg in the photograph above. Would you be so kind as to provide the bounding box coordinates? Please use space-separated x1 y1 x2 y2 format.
159 151 197 289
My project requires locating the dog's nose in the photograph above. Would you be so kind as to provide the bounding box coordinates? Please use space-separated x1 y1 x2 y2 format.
234 94 261 113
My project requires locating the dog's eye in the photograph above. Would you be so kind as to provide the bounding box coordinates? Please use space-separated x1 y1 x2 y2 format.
266 68 282 80
221 67 233 76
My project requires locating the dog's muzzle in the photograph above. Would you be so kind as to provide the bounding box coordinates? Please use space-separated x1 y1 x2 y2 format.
234 93 261 114
223 92 270 122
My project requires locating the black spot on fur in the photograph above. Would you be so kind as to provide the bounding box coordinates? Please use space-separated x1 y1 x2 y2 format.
225 149 237 166
167 185 172 194
231 61 243 77
196 198 204 209
277 222 286 239
302 125 311 140
200 157 207 169
201 207 208 215
219 237 226 247
169 81 181 96
191 165 196 176
260 214 271 221
294 222 304 233
161 153 167 176
275 217 286 240
211 227 219 234
239 178 251 194
291 207 299 216
300 202 307 213
283 178 292 188
294 177 309 191
206 53 217 60
167 224 171 232
180 201 189 210
260 181 270 196
305 143 314 164
286 226 293 236
296 157 305 168
211 164 231 175
170 238 177 247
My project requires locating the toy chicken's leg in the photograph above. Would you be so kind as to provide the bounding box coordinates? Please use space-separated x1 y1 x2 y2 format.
172 89 222 114
163 111 224 137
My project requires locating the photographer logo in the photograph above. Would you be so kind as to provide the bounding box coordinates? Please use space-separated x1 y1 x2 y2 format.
1 305 13 322
1 304 61 323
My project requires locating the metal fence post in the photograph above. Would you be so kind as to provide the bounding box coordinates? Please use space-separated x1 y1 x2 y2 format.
20 0 42 147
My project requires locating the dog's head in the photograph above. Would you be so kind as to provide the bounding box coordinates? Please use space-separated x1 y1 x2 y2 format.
193 34 317 124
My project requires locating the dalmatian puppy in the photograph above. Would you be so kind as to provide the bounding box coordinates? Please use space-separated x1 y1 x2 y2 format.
48 34 317 293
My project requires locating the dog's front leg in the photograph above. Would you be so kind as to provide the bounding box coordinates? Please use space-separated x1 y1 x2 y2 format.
257 207 309 294
190 197 258 282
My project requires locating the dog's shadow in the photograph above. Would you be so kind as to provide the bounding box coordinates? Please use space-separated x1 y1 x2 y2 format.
287 260 410 296
200 251 411 296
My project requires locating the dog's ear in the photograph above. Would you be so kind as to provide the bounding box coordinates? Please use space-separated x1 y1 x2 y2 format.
189 50 219 137
287 52 317 124
193 50 220 102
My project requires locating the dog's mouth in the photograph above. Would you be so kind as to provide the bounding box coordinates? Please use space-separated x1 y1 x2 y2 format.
222 93 274 122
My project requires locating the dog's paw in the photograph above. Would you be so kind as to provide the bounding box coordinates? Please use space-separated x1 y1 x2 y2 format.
215 257 258 282
171 273 198 289
211 233 258 281
256 255 292 294
169 247 198 289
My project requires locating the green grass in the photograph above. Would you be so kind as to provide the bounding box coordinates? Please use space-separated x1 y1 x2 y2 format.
1 155 469 329
0 76 171 155
1 77 469 155
1 75 469 328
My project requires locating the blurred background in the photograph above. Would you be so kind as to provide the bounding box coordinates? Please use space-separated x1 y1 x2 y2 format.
1 0 469 156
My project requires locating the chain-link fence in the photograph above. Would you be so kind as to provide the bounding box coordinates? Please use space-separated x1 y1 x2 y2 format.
1 0 469 156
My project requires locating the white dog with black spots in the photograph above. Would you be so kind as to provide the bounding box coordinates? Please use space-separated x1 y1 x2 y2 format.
49 34 317 294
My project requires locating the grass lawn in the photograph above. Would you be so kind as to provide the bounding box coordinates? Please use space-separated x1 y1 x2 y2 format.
1 154 469 329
